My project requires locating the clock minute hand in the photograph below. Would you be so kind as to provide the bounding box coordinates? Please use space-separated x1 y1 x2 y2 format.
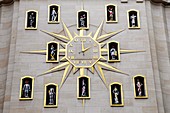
81 41 85 51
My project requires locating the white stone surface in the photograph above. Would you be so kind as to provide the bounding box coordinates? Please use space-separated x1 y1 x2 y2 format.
0 0 170 113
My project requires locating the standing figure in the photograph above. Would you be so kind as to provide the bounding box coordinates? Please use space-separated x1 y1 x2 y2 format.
51 8 57 21
110 45 117 60
136 79 143 96
29 13 35 27
108 7 114 21
22 80 31 98
81 79 86 96
80 14 86 27
50 45 56 60
48 88 56 105
112 86 119 104
130 14 137 27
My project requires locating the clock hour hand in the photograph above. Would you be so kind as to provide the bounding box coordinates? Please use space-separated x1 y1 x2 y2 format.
82 46 91 52
79 46 91 55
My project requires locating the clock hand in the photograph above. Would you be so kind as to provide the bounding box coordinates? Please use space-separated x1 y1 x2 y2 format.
82 46 91 52
79 46 91 54
81 41 85 52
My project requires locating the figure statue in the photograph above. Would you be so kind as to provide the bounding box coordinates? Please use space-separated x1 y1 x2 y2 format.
81 79 86 96
108 7 114 21
22 80 31 98
48 88 56 105
50 45 56 60
136 79 143 96
112 86 119 104
29 13 35 27
130 14 137 27
51 8 57 21
80 14 86 27
110 45 117 60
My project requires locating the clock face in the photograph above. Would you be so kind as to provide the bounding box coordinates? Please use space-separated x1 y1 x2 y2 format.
66 36 101 68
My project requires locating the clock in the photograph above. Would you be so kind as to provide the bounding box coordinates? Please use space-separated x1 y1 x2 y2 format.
66 36 101 68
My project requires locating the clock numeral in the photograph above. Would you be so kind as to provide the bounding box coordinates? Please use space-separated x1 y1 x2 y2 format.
74 38 79 42
93 56 98 59
81 38 86 42
69 50 73 53
76 61 80 64
71 56 74 59
94 44 97 47
74 60 79 64
69 43 73 47
93 49 98 53
68 56 74 59
81 61 87 64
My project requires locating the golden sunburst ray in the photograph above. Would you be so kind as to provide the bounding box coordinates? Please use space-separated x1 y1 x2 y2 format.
88 32 92 36
20 50 46 54
59 48 66 56
101 48 108 56
101 48 108 52
94 64 108 88
88 67 95 74
99 56 107 61
79 29 86 36
60 43 66 48
93 20 104 40
80 68 85 75
37 62 70 76
40 30 69 42
60 56 67 62
73 67 79 74
74 32 78 36
120 49 145 54
100 43 106 48
97 62 129 75
59 49 66 53
60 64 73 88
82 99 85 107
62 21 73 40
97 29 125 43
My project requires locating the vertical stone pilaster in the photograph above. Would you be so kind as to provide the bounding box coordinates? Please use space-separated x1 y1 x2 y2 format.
151 2 170 113
0 4 13 113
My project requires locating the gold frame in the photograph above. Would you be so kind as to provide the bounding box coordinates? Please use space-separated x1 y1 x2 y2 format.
65 36 101 68
105 4 118 23
46 41 59 63
107 40 120 62
127 9 140 29
109 82 124 107
25 10 38 30
77 10 89 30
133 75 148 99
19 76 34 100
77 75 91 99
48 4 60 24
44 83 58 108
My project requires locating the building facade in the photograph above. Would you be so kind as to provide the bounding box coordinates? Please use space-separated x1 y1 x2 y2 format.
0 0 170 113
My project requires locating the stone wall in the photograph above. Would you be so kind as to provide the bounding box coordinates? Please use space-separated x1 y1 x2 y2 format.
0 0 170 113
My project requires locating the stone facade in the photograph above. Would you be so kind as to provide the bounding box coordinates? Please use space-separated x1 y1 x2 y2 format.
0 0 170 113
